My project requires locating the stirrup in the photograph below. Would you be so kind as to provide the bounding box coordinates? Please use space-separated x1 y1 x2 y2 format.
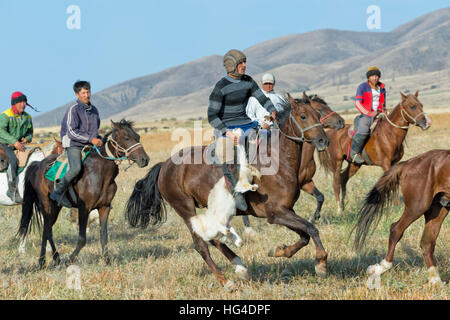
352 153 365 164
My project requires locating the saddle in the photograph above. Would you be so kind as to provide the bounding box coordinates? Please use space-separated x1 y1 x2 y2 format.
15 147 40 168
45 146 92 183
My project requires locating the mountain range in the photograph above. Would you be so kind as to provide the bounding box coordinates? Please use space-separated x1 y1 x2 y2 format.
33 6 450 127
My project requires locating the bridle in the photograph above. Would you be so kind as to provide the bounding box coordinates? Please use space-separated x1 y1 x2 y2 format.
274 112 322 143
377 105 426 130
319 111 336 125
94 134 143 164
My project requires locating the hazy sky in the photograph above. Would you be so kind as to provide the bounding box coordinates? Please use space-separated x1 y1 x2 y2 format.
1 1 448 113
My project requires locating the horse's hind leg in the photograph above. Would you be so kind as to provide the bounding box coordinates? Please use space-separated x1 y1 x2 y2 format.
68 206 89 264
210 240 249 280
267 209 327 277
98 205 112 264
367 206 424 277
420 204 448 285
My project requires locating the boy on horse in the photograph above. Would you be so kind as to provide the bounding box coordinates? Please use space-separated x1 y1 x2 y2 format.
50 81 103 207
246 72 286 132
208 49 277 211
0 91 34 202
350 66 386 164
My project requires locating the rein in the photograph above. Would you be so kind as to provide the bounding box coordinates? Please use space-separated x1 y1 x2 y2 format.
319 111 336 124
377 105 425 130
94 135 143 165
274 112 322 142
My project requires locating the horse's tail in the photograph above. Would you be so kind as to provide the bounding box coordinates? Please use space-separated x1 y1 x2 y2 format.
317 147 334 174
125 162 167 229
352 161 407 251
17 161 42 239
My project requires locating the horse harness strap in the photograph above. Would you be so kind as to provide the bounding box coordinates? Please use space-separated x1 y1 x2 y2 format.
319 111 336 124
377 105 425 130
275 112 322 143
94 135 143 164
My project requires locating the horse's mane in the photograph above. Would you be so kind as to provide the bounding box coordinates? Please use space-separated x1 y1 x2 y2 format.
295 95 328 106
276 100 292 126
102 119 139 143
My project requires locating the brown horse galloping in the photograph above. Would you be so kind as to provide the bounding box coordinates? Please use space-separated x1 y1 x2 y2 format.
296 93 345 222
18 120 150 267
353 149 449 285
126 95 330 288
318 92 429 213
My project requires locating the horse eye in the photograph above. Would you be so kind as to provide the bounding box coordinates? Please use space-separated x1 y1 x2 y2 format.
125 137 130 141
300 114 307 120
411 105 417 110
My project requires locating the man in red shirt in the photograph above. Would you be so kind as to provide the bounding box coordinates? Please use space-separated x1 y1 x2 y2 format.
350 66 386 164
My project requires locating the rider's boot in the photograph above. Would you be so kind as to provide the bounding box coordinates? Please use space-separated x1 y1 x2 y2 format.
222 163 248 211
349 133 368 164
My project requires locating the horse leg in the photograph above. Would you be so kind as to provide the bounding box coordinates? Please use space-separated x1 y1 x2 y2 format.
38 219 50 268
301 181 324 223
98 206 112 264
68 206 89 264
339 162 360 213
47 205 63 265
367 206 424 277
333 160 343 214
210 240 249 280
172 198 233 288
267 209 328 277
420 204 449 285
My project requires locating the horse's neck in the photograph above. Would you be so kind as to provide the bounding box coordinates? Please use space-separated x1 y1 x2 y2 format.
376 105 409 142
275 122 303 171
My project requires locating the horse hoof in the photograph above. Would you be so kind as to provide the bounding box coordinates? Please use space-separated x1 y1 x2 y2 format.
235 266 249 280
268 245 286 257
315 263 327 278
223 280 236 291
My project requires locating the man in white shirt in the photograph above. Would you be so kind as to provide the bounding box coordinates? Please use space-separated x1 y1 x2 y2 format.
246 73 286 131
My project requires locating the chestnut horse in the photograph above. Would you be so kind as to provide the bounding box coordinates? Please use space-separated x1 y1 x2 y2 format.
18 120 150 267
126 95 330 288
353 149 449 285
295 93 345 222
318 92 429 213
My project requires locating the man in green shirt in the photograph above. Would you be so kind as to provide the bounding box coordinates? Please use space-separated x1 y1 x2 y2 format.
0 91 34 202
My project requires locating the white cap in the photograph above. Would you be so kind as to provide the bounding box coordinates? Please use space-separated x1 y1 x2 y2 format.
261 73 275 84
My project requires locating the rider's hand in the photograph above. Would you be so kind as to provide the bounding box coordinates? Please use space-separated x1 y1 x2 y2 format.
91 137 103 147
271 111 277 121
14 141 24 151
367 111 377 117
225 130 238 145
20 138 29 144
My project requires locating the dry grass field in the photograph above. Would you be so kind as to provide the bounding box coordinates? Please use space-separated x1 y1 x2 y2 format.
0 114 448 300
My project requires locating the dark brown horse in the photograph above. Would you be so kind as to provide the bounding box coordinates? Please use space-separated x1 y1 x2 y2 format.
318 92 429 213
296 93 345 222
353 149 449 285
126 95 330 288
18 120 149 267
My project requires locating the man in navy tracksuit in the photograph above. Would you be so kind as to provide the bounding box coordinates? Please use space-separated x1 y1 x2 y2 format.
50 81 103 207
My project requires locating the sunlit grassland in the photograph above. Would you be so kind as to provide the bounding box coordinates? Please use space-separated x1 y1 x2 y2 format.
0 114 448 299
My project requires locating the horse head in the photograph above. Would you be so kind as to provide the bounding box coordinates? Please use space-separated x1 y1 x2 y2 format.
286 93 329 152
400 91 430 130
108 119 150 168
297 92 345 129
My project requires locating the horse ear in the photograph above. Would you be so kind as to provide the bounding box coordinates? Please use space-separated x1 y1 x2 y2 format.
287 93 295 105
302 91 310 103
400 92 407 101
415 90 419 97
110 120 117 128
